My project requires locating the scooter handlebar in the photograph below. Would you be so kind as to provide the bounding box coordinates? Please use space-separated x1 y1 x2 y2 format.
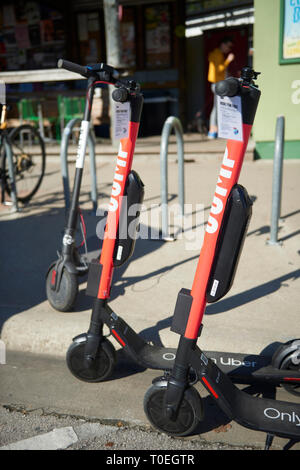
57 59 90 78
215 78 240 98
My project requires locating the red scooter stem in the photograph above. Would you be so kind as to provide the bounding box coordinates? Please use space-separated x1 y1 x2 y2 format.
97 121 140 299
185 123 252 339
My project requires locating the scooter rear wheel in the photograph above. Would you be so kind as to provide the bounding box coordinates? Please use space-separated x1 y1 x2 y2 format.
66 338 116 382
144 382 202 437
46 266 78 312
272 339 300 397
280 354 300 397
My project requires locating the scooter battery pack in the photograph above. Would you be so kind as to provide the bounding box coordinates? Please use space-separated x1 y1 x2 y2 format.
86 259 102 297
113 170 144 267
206 184 252 303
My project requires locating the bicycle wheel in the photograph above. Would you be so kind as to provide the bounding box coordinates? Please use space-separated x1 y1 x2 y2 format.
2 124 46 203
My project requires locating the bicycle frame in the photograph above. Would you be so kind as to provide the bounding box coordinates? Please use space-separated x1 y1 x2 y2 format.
0 104 19 212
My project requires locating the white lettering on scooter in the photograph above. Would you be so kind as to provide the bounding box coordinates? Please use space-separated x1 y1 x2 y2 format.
264 408 300 426
63 234 74 246
206 147 235 234
109 145 128 212
209 356 257 368
76 120 90 169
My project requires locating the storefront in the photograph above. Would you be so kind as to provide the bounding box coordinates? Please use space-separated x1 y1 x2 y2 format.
0 0 185 138
1 0 297 156
253 0 300 158
185 0 254 127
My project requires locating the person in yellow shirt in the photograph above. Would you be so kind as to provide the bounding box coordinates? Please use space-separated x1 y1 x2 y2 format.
207 37 235 139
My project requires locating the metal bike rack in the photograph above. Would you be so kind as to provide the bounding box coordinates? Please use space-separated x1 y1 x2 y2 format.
160 116 185 240
267 115 285 246
60 117 97 213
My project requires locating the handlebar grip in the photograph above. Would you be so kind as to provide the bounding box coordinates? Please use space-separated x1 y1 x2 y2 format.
215 78 240 97
57 59 89 78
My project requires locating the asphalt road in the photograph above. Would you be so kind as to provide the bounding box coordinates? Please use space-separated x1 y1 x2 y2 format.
0 351 299 452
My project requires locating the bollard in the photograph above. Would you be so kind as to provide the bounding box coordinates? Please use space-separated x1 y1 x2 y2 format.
267 115 285 246
160 116 185 240
60 118 97 213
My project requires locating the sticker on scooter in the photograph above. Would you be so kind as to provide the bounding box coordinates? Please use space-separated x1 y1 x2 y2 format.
114 101 130 140
217 94 243 142
210 279 219 297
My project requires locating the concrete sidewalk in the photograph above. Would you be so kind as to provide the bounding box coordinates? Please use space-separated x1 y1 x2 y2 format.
0 134 299 449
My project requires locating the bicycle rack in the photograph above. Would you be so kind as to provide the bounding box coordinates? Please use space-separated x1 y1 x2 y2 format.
160 116 185 240
3 136 19 213
267 115 285 246
60 117 97 213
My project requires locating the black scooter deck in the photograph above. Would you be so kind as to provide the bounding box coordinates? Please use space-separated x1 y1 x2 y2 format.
194 348 300 440
107 309 300 385
130 343 177 370
205 350 300 385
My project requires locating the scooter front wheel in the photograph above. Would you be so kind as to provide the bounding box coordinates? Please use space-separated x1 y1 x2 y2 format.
144 381 203 437
46 266 78 312
66 337 116 382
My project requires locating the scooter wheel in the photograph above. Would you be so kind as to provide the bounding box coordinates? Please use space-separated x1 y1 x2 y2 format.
46 267 78 312
66 338 116 382
144 382 203 437
272 339 300 397
280 353 300 397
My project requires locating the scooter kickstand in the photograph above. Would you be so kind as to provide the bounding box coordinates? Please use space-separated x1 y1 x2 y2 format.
264 433 274 450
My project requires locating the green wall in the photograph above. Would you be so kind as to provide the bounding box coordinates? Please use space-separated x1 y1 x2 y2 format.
253 0 300 158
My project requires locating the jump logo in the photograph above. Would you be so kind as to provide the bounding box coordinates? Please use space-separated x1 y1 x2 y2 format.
109 144 129 212
206 147 235 234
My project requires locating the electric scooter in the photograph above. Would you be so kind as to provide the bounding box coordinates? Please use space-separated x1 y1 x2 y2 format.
46 59 141 312
66 65 300 407
143 68 300 449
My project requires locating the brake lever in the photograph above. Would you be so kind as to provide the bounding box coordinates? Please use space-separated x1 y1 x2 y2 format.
87 63 141 93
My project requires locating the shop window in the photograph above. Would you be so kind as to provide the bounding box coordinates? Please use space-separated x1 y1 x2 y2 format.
120 7 136 68
0 1 66 70
77 12 103 64
144 4 171 69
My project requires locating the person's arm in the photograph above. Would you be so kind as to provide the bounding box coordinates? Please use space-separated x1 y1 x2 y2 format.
217 52 235 73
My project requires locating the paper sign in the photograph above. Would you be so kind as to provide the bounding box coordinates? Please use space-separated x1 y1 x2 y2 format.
217 95 243 142
114 101 130 140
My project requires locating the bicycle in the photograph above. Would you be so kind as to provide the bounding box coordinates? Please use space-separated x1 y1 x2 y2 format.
0 102 46 205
